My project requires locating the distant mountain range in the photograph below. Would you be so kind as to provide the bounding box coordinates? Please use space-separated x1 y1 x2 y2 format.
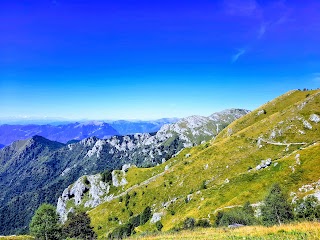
107 118 179 136
0 118 180 147
0 121 119 146
0 109 248 235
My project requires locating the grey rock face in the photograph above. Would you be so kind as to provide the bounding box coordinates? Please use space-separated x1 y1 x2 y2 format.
57 174 109 222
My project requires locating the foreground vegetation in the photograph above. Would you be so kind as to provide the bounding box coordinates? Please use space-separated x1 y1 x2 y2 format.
5 222 320 240
28 183 320 239
131 222 320 240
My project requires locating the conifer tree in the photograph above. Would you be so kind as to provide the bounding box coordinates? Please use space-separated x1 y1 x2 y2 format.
261 184 293 226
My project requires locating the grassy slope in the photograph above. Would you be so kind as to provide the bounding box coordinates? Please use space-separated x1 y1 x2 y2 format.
89 90 320 238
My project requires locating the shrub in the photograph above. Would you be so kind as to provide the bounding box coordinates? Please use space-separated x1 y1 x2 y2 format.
295 195 320 221
196 219 211 228
201 180 207 190
128 210 134 217
101 170 112 183
243 201 254 215
216 208 255 226
215 202 256 227
155 221 163 231
214 211 224 227
62 211 97 239
129 214 141 228
125 193 130 202
169 209 175 216
83 176 90 185
183 217 195 229
140 206 152 225
108 223 133 239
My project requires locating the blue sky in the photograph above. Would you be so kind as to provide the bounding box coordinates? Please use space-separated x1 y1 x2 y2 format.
1 0 319 120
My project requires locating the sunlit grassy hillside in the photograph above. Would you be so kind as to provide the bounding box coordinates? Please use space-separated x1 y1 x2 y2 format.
89 89 320 238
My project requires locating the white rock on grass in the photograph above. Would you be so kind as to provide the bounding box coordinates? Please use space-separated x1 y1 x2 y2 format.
257 109 266 116
310 114 320 123
303 120 312 129
295 154 301 165
150 212 163 223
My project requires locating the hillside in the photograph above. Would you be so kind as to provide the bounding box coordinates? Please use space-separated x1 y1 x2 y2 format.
85 90 320 238
0 121 119 146
0 109 247 235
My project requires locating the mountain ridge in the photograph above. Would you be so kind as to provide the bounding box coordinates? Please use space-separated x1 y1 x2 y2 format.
76 89 320 238
0 108 248 235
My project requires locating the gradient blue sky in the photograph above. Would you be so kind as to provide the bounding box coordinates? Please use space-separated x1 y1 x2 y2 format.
1 0 320 120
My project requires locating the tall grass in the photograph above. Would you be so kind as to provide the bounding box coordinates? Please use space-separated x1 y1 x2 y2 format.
131 222 320 240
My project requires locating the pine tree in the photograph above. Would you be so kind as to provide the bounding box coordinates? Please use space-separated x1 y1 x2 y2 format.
261 184 293 226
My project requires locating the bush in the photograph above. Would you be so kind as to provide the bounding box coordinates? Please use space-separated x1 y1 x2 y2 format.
216 208 255 226
128 210 134 217
83 176 90 185
243 201 254 215
201 180 207 190
183 217 195 229
140 206 152 225
129 215 141 228
108 223 133 239
214 211 224 227
215 202 256 227
196 219 211 228
169 209 175 215
125 193 130 202
295 195 320 221
62 211 97 239
155 221 163 231
101 170 112 183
